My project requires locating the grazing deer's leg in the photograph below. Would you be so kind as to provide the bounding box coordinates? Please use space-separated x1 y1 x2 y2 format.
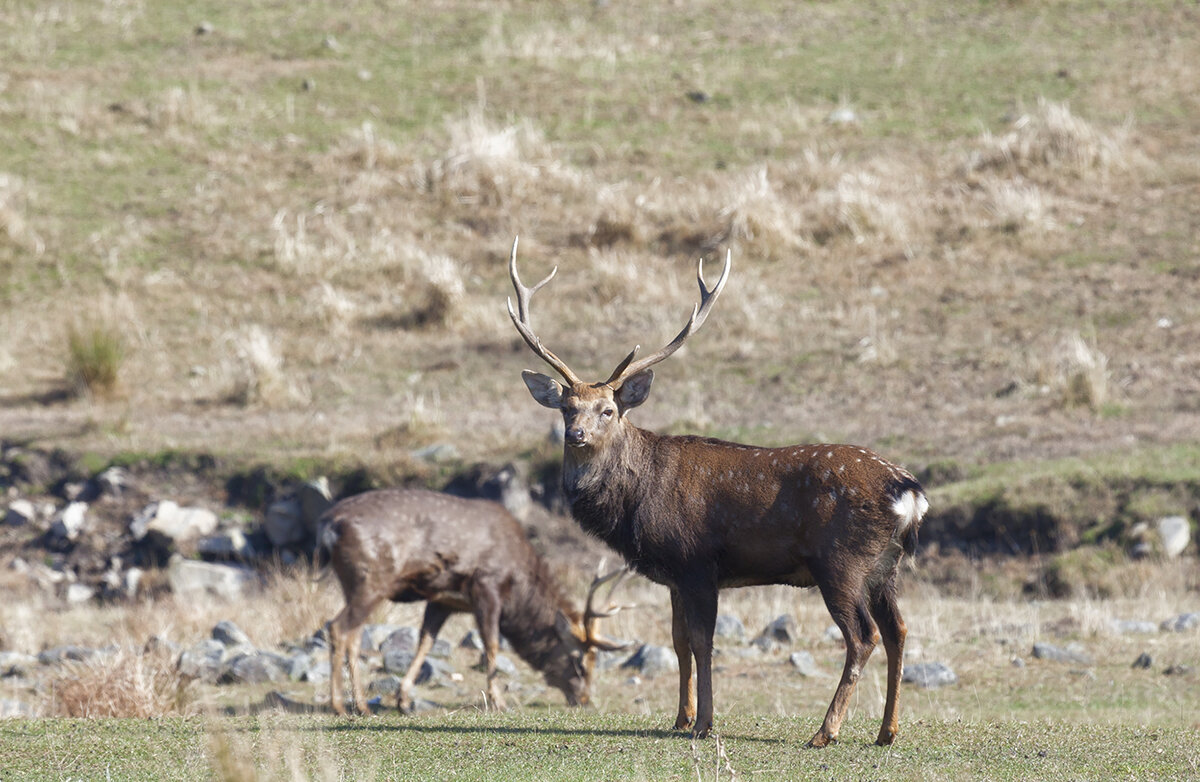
868 579 907 746
470 582 508 711
678 580 719 739
398 602 452 713
808 576 878 748
329 597 378 717
670 588 696 731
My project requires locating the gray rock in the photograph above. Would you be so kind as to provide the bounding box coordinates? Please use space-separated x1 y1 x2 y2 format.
412 443 459 464
95 466 132 497
0 698 35 718
130 501 218 543
1156 516 1191 558
4 499 35 527
788 650 822 677
620 644 678 677
65 582 95 604
50 502 88 541
760 615 798 644
177 639 228 682
167 556 258 601
714 614 746 643
1164 664 1194 676
379 627 419 671
302 659 331 683
264 497 305 548
212 620 253 648
460 629 485 651
1109 619 1159 635
1160 612 1200 632
0 651 37 677
197 528 255 560
430 639 452 659
823 624 844 643
38 645 98 665
902 661 958 689
222 652 292 684
261 690 319 714
1032 642 1093 665
368 675 403 695
362 624 403 652
493 654 517 676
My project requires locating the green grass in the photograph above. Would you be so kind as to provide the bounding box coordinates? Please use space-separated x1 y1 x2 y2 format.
1 712 1195 781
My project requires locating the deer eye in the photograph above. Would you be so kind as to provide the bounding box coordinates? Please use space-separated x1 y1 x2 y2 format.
600 408 615 418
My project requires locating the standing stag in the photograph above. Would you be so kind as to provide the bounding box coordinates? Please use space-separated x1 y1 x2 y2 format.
320 488 627 715
507 238 928 747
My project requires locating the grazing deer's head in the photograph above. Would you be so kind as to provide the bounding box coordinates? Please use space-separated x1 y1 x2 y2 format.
508 236 730 451
544 565 632 705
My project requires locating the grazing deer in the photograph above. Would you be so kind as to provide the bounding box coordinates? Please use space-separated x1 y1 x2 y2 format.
319 488 627 716
507 238 927 747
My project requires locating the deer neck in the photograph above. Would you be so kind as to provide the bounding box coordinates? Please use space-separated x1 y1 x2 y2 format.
561 423 654 555
497 567 577 671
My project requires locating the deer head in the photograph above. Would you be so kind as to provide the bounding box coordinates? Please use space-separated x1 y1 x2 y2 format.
508 237 731 450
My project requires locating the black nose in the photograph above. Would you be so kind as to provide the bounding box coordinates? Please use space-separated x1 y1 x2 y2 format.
565 426 586 445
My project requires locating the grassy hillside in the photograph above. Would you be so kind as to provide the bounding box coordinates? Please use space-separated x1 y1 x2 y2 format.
2 0 1198 481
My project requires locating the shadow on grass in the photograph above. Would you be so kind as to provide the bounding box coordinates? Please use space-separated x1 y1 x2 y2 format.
320 720 787 744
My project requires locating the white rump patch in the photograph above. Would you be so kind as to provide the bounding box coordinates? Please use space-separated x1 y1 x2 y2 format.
891 489 930 533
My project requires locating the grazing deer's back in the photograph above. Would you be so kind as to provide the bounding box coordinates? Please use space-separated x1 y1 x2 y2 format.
322 488 537 600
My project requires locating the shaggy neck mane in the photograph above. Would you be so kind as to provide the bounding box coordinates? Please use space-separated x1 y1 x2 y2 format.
563 424 655 557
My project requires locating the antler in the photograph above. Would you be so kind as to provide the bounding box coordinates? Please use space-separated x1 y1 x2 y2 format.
506 237 582 386
604 250 732 387
584 561 634 651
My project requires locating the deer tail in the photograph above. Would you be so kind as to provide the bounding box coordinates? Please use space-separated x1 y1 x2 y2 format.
889 478 928 558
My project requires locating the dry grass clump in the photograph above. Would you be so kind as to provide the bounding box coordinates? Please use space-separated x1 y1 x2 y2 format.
1042 331 1110 411
967 98 1134 180
66 321 126 398
48 645 194 718
226 324 291 408
418 110 582 207
0 171 44 255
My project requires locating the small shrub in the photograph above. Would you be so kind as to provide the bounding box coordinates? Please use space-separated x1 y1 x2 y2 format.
66 323 125 397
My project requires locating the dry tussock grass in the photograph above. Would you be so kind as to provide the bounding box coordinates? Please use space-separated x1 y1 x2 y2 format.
967 98 1136 182
48 645 194 718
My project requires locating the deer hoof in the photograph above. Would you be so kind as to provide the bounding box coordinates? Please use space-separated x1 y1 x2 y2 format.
673 716 694 731
875 729 897 746
690 724 712 740
805 732 836 749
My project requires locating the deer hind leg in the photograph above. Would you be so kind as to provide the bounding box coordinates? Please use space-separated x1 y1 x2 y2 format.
669 588 696 731
398 602 452 714
808 581 878 748
867 578 907 746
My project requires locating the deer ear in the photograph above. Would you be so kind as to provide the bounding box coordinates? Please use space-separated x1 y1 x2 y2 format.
616 369 653 410
522 370 566 409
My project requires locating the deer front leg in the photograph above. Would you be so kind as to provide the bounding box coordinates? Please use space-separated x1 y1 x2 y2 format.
328 616 349 717
398 602 452 713
471 582 508 711
669 589 696 731
678 580 719 739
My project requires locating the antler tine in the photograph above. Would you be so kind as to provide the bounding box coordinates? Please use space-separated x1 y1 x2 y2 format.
584 561 634 622
506 236 582 386
605 249 732 387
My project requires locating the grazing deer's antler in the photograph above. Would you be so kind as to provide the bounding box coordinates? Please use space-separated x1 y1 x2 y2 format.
506 237 582 386
583 562 634 652
604 250 731 387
